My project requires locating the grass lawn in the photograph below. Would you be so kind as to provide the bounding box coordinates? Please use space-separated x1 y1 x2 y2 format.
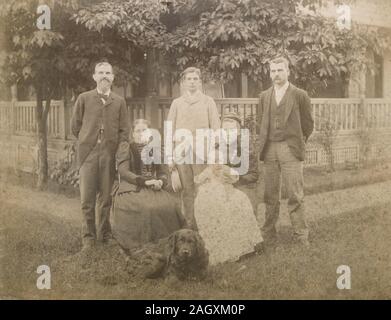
1 199 390 299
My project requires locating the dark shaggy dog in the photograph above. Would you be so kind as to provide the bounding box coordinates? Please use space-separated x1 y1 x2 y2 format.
165 229 209 281
123 229 209 281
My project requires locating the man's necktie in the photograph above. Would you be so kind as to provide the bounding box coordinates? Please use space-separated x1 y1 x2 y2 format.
97 93 108 143
98 93 108 103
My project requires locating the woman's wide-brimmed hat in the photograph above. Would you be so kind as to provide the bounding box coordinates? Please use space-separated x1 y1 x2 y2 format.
171 167 182 193
222 111 242 125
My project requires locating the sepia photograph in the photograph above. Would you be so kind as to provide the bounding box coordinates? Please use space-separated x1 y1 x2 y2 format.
0 0 391 303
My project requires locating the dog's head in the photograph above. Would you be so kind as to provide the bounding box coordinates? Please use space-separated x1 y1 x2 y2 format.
168 229 208 262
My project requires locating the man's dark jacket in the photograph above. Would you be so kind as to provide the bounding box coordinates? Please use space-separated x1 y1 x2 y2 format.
71 89 130 168
257 83 314 161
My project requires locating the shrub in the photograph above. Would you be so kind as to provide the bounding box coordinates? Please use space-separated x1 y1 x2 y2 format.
49 143 79 188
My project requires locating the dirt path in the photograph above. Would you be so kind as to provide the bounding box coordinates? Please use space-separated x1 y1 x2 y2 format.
260 180 391 226
0 185 81 222
1 180 391 227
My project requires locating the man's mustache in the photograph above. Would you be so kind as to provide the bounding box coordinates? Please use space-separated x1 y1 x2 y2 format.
100 78 111 83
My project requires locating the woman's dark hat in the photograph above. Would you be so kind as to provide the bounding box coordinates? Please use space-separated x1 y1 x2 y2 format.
222 111 242 125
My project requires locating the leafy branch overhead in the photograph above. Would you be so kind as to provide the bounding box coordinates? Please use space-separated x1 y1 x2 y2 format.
1 0 390 93
70 0 391 93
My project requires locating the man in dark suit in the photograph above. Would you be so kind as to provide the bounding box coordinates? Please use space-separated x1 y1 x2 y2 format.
71 61 130 251
257 56 314 248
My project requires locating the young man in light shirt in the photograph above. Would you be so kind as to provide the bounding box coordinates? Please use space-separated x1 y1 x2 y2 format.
167 67 220 230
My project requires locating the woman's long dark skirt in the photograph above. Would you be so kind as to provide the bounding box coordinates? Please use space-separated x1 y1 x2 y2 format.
112 188 185 250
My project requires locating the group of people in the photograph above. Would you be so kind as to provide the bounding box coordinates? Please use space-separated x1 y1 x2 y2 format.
71 56 314 266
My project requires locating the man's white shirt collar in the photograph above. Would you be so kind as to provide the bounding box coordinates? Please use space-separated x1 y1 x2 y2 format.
274 81 289 94
183 89 202 104
274 81 289 105
97 88 111 96
97 88 111 104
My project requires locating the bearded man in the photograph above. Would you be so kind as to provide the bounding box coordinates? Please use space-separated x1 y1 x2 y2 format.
71 60 130 251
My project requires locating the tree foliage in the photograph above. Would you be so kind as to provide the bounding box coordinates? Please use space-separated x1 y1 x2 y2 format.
72 0 391 94
163 0 390 93
2 0 390 95
0 0 136 188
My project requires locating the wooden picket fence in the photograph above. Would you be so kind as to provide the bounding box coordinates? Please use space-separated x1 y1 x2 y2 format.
1 97 391 168
0 100 66 138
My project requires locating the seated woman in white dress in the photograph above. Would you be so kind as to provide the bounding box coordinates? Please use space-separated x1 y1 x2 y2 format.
194 163 264 266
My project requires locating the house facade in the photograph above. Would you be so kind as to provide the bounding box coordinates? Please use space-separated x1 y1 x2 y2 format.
320 0 391 99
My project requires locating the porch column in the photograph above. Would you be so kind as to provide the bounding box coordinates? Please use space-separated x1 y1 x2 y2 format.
241 73 248 98
9 84 17 135
10 84 18 102
145 48 160 128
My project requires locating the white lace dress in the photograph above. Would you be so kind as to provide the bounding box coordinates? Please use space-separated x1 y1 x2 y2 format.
194 166 263 266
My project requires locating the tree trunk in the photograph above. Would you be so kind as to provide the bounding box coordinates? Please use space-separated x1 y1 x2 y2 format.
35 86 51 190
145 48 158 96
37 116 48 190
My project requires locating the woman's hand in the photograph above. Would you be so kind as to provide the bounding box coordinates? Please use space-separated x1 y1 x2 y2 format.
218 165 239 185
145 179 163 191
153 180 163 191
194 166 213 185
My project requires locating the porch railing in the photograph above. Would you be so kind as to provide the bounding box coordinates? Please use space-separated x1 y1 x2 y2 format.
1 97 391 169
1 98 391 139
0 100 65 138
125 97 391 132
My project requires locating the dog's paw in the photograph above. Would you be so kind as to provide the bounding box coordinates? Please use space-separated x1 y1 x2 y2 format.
141 252 167 279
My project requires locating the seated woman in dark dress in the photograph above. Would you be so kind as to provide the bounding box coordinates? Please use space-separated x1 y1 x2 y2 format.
112 119 185 250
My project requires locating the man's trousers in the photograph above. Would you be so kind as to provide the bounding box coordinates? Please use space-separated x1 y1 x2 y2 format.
79 142 115 245
176 164 207 230
261 141 309 242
